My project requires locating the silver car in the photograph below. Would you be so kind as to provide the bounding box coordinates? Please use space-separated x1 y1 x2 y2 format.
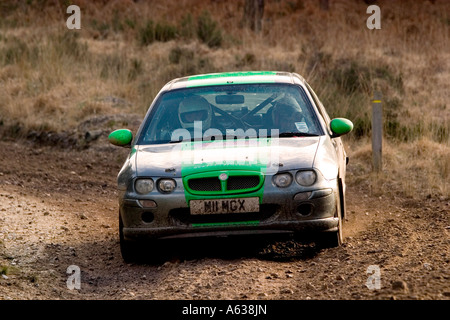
109 71 353 262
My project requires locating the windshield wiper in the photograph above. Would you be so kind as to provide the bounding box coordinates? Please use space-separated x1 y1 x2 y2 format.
168 139 185 143
168 138 197 143
278 132 319 138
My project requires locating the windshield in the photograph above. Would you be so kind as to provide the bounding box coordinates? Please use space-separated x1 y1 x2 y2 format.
138 83 323 145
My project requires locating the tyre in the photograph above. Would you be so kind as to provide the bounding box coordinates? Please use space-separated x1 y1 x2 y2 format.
119 214 166 264
119 214 140 263
338 177 346 223
316 187 344 249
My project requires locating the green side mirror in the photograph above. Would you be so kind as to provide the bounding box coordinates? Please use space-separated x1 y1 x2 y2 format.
108 129 133 147
330 118 353 137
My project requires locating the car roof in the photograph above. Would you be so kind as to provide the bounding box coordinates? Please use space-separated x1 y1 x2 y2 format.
160 71 306 91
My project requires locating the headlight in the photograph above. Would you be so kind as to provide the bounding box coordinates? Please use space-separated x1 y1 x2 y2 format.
295 170 317 186
158 179 176 193
273 173 293 188
135 179 154 194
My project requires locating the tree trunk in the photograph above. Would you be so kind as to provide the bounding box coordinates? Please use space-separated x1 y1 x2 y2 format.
242 0 264 32
320 0 329 11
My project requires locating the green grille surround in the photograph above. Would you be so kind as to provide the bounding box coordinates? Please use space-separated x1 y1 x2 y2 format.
183 170 264 196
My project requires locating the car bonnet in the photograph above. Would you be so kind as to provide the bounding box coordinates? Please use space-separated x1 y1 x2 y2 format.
134 137 321 177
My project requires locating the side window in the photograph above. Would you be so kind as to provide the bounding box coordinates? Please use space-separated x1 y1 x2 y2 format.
305 83 332 134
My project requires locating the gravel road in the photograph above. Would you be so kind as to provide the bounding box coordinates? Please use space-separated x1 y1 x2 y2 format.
0 140 448 300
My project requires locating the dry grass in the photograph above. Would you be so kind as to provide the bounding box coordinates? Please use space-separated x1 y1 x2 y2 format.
347 138 449 200
0 0 448 200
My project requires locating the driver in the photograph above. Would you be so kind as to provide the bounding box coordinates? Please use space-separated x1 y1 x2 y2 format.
178 96 213 131
271 97 305 132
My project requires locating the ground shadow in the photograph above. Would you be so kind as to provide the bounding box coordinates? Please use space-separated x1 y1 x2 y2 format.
136 234 322 264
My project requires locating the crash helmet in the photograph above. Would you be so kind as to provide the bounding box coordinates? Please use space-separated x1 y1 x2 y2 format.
178 96 213 130
271 96 303 128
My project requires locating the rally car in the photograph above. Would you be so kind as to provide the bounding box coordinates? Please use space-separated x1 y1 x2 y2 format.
108 71 353 262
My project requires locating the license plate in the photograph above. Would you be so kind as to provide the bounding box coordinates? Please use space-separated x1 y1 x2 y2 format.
190 197 259 215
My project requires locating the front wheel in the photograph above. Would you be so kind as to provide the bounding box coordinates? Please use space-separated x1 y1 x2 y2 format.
119 214 167 264
316 190 344 249
119 214 140 263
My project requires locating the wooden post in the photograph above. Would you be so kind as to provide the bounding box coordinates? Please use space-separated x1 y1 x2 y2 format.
372 91 383 172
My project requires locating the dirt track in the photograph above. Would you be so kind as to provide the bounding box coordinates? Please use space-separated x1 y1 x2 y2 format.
0 139 448 300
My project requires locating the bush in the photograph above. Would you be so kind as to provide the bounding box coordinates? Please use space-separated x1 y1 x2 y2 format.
197 11 223 48
2 39 29 65
180 13 196 39
155 21 178 42
167 46 216 77
235 53 257 69
100 54 143 82
139 20 155 45
91 19 110 39
128 58 143 81
332 60 371 94
169 46 194 65
53 32 88 60
138 20 178 45
137 12 225 50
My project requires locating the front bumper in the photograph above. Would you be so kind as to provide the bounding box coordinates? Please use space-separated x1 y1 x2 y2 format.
123 217 339 240
119 184 339 241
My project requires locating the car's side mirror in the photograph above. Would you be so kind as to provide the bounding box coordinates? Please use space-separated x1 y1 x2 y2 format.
108 129 133 147
330 118 353 138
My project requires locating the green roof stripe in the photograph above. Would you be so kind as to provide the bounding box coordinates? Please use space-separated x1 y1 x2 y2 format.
186 71 277 87
188 71 277 81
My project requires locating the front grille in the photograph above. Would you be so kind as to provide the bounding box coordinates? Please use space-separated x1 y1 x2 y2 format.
188 177 221 191
187 175 262 193
227 175 260 190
